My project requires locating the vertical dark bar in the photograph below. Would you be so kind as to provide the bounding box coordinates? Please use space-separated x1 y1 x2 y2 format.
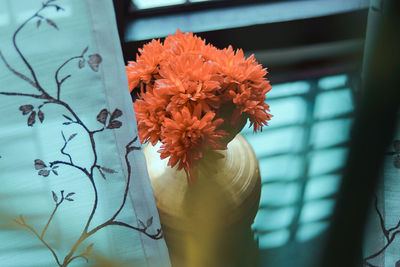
288 79 318 242
113 0 130 63
320 0 400 266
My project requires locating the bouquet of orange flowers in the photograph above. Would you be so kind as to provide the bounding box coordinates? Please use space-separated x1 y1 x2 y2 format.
126 30 272 182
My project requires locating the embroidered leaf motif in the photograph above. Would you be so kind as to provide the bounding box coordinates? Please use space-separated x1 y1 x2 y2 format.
68 133 77 141
13 215 26 226
98 168 106 180
36 20 41 28
78 59 85 69
82 46 89 55
54 5 64 12
51 165 59 175
27 111 36 126
86 243 94 253
100 167 117 174
46 19 58 30
106 109 123 129
96 109 108 124
65 192 75 201
62 114 73 121
39 169 50 177
34 159 46 170
52 191 58 202
138 220 146 228
146 216 153 227
19 104 34 115
13 217 22 225
88 54 102 72
110 109 122 121
38 110 45 123
107 120 122 129
13 215 26 225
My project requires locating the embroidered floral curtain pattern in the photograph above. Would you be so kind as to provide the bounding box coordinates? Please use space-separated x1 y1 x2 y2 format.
363 123 400 267
0 0 169 266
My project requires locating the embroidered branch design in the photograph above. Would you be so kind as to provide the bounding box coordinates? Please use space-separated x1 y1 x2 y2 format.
362 141 400 267
0 1 162 266
363 195 400 267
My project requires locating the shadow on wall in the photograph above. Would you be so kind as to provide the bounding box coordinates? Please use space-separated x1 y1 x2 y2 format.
240 73 357 267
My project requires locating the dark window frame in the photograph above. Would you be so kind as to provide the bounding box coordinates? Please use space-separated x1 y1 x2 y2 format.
128 0 285 18
115 0 368 84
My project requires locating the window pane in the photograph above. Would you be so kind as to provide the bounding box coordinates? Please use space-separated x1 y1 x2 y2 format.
132 0 185 10
242 73 357 254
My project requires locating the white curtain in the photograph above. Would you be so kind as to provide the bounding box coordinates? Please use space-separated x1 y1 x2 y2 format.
0 0 170 266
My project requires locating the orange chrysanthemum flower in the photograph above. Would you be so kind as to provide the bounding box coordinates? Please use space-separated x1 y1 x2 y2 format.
126 30 273 182
159 106 227 182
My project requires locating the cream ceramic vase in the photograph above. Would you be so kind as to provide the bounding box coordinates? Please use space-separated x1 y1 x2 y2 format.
143 133 261 267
